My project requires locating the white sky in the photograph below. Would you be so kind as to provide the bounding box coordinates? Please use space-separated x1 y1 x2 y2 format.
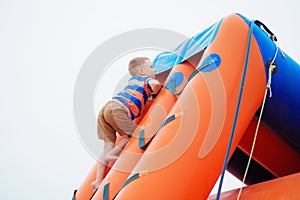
0 0 299 199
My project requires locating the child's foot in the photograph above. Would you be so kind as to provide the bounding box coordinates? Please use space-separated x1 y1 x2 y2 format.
91 179 102 191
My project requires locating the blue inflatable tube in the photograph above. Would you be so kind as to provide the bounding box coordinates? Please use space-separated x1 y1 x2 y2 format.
239 14 300 152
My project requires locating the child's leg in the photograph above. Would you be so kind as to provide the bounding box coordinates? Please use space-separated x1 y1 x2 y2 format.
105 137 130 162
91 141 114 191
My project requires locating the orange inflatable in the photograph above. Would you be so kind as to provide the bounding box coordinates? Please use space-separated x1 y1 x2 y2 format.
113 14 265 200
73 13 299 200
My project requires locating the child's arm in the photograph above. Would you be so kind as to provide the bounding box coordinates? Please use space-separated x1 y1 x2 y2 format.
147 79 163 100
148 79 162 96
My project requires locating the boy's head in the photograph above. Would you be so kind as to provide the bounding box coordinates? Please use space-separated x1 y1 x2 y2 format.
128 57 156 78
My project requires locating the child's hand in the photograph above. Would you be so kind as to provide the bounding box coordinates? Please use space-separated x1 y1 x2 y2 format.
91 179 101 191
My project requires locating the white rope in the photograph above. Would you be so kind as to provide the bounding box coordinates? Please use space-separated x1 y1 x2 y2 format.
277 41 286 59
266 45 278 97
236 44 278 200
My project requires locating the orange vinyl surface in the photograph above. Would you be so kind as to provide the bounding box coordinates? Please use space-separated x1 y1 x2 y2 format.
75 14 272 200
113 14 266 200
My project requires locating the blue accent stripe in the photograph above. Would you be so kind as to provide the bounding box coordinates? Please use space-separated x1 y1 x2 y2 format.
118 92 142 111
188 54 221 82
188 62 211 81
139 129 145 149
103 183 109 200
112 97 136 119
216 20 255 200
139 114 178 150
121 173 140 189
159 115 176 130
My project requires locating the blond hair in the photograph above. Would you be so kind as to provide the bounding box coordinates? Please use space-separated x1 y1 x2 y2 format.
128 57 150 76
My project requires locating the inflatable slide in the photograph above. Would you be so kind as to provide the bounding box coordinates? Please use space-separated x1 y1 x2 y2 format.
73 13 300 199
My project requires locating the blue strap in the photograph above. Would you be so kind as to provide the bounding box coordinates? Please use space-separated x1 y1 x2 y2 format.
216 20 255 200
103 183 109 200
188 64 208 82
158 115 176 130
112 173 140 199
139 114 177 150
121 173 140 189
138 129 145 149
187 53 221 82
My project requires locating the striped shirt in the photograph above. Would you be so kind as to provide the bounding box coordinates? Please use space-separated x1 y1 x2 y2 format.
113 76 154 120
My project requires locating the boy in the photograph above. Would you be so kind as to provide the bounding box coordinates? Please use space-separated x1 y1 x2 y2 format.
91 57 161 190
